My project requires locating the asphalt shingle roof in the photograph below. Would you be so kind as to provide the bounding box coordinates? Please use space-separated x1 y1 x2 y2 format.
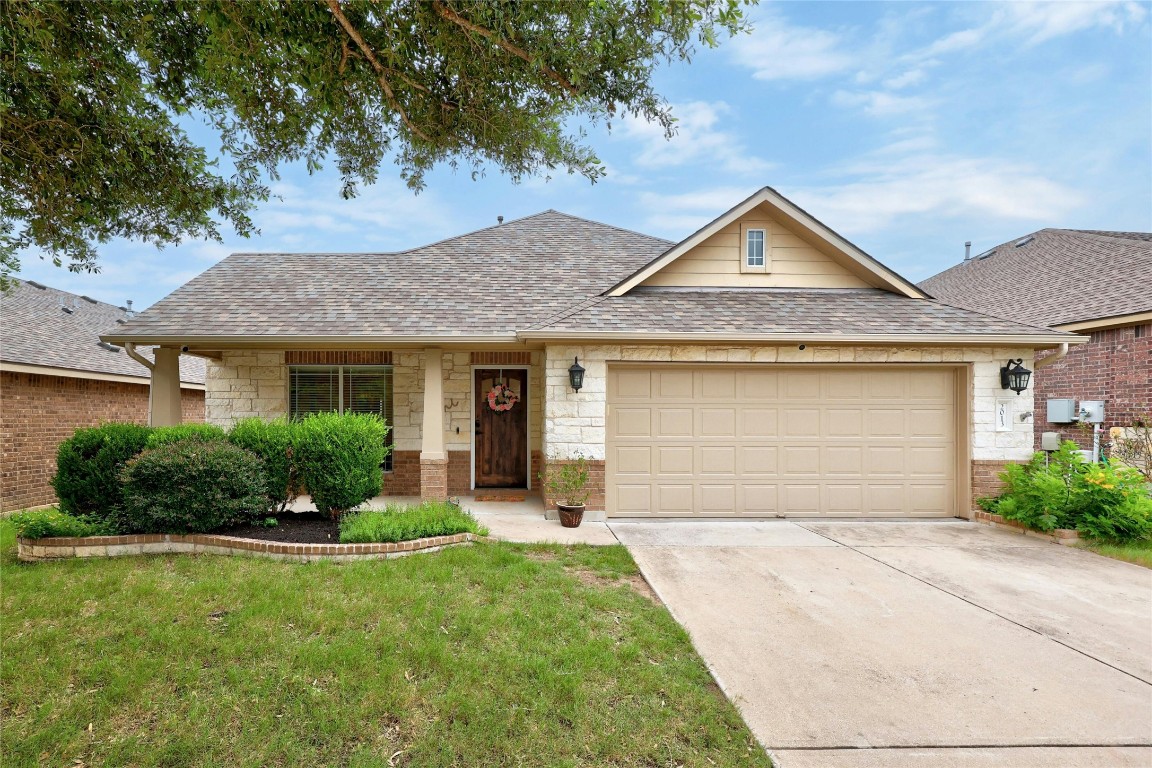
919 229 1152 327
528 288 1070 337
1 280 205 383
110 211 671 338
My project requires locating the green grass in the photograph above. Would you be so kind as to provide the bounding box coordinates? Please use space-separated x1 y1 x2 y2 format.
1082 538 1152 568
340 501 488 544
0 520 769 767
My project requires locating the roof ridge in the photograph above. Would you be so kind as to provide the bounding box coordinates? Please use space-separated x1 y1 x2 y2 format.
10 277 131 314
925 297 1062 334
535 210 674 245
527 295 609 330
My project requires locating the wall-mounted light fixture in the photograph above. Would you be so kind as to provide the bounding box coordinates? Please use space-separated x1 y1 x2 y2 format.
1000 359 1032 395
568 357 585 392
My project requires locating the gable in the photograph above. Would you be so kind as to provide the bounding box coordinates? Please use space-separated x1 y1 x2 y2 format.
610 187 927 298
639 203 878 289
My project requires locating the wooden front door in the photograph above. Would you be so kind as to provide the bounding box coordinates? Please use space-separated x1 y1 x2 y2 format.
474 368 529 487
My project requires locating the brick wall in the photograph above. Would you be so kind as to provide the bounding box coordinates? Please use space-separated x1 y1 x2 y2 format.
1034 324 1152 449
381 450 420 496
971 459 1027 503
1 371 205 511
542 458 606 511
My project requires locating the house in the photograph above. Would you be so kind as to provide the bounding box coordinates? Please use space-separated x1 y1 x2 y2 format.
921 229 1151 452
101 188 1082 519
0 280 206 511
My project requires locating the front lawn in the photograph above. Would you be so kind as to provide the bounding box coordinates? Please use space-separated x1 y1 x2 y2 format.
0 521 770 767
1082 538 1152 569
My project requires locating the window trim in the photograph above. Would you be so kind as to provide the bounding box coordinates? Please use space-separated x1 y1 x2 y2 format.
740 222 770 273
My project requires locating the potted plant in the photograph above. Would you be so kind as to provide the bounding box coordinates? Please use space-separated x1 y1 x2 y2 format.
543 454 590 528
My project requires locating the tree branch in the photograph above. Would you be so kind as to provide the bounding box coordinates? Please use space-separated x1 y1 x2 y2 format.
324 0 432 143
431 0 580 97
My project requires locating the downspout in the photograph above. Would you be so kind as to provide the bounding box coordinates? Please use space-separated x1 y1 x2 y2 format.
1033 343 1069 370
125 342 156 426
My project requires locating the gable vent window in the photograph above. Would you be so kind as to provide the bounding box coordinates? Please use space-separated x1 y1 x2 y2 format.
746 229 766 267
289 365 394 471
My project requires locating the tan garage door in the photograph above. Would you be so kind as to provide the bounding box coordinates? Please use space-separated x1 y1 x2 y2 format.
607 365 958 518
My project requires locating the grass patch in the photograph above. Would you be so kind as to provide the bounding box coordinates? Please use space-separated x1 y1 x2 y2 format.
0 520 768 767
1082 539 1152 568
339 501 488 544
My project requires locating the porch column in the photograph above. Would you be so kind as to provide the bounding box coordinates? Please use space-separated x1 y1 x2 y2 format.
150 347 183 426
419 348 448 501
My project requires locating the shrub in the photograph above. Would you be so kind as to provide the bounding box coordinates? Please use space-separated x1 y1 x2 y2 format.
339 501 487 544
292 412 390 518
52 422 152 525
119 439 267 534
992 441 1152 542
543 454 590 506
228 418 298 513
8 507 116 539
145 423 227 449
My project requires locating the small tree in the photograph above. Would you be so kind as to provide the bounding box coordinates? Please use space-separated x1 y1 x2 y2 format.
1109 415 1152 482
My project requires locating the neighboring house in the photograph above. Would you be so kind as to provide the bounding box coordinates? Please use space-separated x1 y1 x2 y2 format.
921 229 1151 452
102 188 1081 519
1 280 206 511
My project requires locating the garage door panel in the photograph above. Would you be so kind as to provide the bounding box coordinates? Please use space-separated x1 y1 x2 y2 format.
656 446 694 475
607 365 956 517
615 408 652 437
700 446 737 475
700 408 737 437
657 408 693 437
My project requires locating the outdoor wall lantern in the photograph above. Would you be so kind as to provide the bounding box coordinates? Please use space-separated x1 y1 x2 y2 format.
568 357 585 392
1000 358 1032 395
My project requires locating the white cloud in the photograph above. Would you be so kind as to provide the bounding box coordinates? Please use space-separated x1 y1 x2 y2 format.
1004 0 1147 45
830 90 933 117
788 152 1084 234
618 101 774 175
636 186 761 236
729 12 856 81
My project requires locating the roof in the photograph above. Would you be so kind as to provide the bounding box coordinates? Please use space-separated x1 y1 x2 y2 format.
102 202 1078 348
107 211 670 340
1 280 205 384
607 187 930 299
521 287 1077 342
919 229 1152 328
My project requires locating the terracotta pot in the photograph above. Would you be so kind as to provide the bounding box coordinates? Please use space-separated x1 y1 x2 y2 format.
557 503 585 528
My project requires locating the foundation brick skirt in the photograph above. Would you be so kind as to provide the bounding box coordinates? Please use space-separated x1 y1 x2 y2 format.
971 459 1027 502
420 457 449 501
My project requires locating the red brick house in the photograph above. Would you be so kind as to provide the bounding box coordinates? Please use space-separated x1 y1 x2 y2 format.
921 229 1151 453
0 280 206 511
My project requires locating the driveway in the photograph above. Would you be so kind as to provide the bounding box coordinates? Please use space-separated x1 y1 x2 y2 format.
609 520 1152 768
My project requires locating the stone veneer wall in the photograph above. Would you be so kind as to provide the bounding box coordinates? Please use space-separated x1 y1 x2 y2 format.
205 351 288 428
543 344 1040 512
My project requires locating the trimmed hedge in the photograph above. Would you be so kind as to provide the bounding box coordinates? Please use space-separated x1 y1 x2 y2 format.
52 423 152 525
293 412 390 518
119 439 267 534
228 418 297 513
145 423 227 449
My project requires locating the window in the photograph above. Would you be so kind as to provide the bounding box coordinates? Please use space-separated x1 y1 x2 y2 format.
289 365 393 470
746 229 766 267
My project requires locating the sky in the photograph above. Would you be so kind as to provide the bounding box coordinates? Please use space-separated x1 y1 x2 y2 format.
15 0 1152 310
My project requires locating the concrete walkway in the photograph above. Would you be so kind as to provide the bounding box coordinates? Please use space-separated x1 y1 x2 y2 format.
610 520 1152 768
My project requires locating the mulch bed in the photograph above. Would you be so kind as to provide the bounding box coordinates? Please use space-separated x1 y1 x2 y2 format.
217 512 340 544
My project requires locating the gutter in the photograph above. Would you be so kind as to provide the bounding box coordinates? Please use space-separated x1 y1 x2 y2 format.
514 331 1088 346
1033 343 1070 370
123 342 155 372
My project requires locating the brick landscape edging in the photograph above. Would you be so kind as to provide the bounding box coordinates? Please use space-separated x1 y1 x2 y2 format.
972 510 1081 546
18 531 485 563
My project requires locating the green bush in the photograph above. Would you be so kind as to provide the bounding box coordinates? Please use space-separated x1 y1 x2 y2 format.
228 418 298 513
339 501 487 544
992 441 1152 542
119 439 268 534
52 422 152 525
8 507 116 539
292 412 390 518
145 423 227 449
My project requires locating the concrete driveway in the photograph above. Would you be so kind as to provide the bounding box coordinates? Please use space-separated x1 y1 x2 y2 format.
609 520 1152 768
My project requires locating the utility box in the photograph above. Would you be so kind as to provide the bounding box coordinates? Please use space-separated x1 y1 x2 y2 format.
1040 432 1062 451
1047 398 1077 423
1079 400 1105 424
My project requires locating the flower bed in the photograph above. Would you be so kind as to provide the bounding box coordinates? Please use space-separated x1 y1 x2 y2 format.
17 531 486 563
972 510 1081 545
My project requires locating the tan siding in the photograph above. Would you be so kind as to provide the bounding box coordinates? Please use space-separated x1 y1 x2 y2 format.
640 203 878 289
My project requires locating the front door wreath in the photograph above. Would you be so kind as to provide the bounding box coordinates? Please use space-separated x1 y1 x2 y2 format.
487 382 520 412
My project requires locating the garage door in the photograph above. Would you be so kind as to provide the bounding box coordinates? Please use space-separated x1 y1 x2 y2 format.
606 365 958 517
